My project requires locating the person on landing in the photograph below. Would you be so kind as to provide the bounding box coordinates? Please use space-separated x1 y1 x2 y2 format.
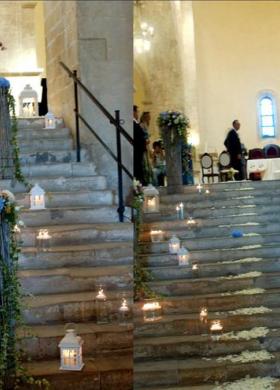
224 119 244 180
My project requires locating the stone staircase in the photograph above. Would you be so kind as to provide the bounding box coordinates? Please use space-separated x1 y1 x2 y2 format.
134 181 280 389
5 118 133 389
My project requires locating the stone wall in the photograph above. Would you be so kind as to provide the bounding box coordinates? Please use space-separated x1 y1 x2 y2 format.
43 0 78 131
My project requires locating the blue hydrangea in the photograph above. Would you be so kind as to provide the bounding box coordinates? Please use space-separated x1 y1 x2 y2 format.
0 78 10 88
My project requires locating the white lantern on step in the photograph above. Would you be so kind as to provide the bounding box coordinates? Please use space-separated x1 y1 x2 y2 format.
45 112 56 129
59 325 84 371
143 184 159 213
36 229 51 252
142 299 162 322
95 286 109 324
30 184 45 210
177 247 190 266
168 235 180 254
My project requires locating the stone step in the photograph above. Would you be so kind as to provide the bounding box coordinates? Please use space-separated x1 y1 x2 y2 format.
19 149 89 165
134 310 280 338
147 258 280 280
140 243 280 267
23 353 132 390
19 265 133 296
139 232 280 254
17 117 46 129
17 190 114 209
18 127 71 140
20 206 120 225
141 221 280 241
21 162 96 178
0 176 108 193
19 240 133 270
134 328 280 361
143 212 280 229
145 204 280 222
19 322 132 361
134 351 280 387
148 271 280 297
23 290 133 325
134 289 280 317
20 223 133 249
19 137 73 152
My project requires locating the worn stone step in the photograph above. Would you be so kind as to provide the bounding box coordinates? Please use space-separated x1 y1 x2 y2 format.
23 290 133 325
19 149 89 165
20 223 133 249
19 322 132 361
134 310 280 338
0 176 108 193
134 289 280 317
149 271 280 297
18 127 71 140
21 162 96 178
140 243 280 267
139 233 280 254
19 240 133 270
147 258 280 280
19 265 133 296
17 190 114 209
134 328 280 361
134 351 280 387
23 353 132 390
19 137 73 152
141 221 280 241
20 206 120 225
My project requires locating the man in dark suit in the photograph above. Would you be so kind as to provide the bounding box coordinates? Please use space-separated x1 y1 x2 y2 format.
133 105 146 184
224 119 244 180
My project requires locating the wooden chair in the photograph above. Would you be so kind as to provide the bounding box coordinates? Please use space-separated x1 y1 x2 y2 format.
218 151 231 182
200 153 219 183
263 144 280 158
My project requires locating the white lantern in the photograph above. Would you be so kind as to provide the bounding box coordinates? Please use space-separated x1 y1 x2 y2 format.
119 296 130 325
44 112 56 129
142 299 162 322
36 229 51 252
19 84 38 117
59 326 84 371
177 247 190 266
143 184 159 213
95 286 109 324
30 184 45 210
168 235 180 254
150 230 164 243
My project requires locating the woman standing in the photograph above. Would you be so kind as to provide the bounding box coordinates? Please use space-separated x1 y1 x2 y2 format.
140 112 153 185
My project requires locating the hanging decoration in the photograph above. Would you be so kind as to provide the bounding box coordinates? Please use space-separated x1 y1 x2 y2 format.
134 1 154 54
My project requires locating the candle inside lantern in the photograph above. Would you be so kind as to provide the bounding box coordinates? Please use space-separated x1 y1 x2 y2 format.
150 230 164 243
143 185 160 213
168 235 180 254
177 247 190 266
210 320 223 335
36 229 51 252
196 183 203 193
63 348 77 366
95 286 109 324
142 300 162 322
199 307 208 324
147 197 156 209
119 297 130 325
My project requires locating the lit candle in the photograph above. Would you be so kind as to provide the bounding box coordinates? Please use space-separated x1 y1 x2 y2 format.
177 247 190 266
96 287 106 301
119 297 130 325
95 287 109 324
142 300 162 322
187 217 196 226
196 183 203 193
36 229 51 252
199 307 208 324
210 320 223 335
168 235 180 254
147 197 156 210
192 263 199 277
178 202 184 220
205 189 210 195
150 230 164 243
176 205 180 219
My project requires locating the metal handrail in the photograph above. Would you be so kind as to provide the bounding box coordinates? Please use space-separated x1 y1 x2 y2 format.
59 62 133 222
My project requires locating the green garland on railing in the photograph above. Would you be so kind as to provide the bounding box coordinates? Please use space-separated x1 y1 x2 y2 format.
7 91 29 187
0 192 49 390
133 180 157 301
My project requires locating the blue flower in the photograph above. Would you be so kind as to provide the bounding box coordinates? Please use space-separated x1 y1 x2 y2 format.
0 78 10 88
0 197 5 212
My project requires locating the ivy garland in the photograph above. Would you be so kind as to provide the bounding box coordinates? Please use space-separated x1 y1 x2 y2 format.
7 91 29 188
132 180 157 301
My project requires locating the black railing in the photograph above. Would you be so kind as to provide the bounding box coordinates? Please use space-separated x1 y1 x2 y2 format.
60 62 133 222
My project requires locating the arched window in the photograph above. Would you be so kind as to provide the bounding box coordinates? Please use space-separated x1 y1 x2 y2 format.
258 93 277 138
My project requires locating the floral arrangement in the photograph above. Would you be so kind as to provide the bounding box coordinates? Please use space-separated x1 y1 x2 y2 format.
157 111 190 138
